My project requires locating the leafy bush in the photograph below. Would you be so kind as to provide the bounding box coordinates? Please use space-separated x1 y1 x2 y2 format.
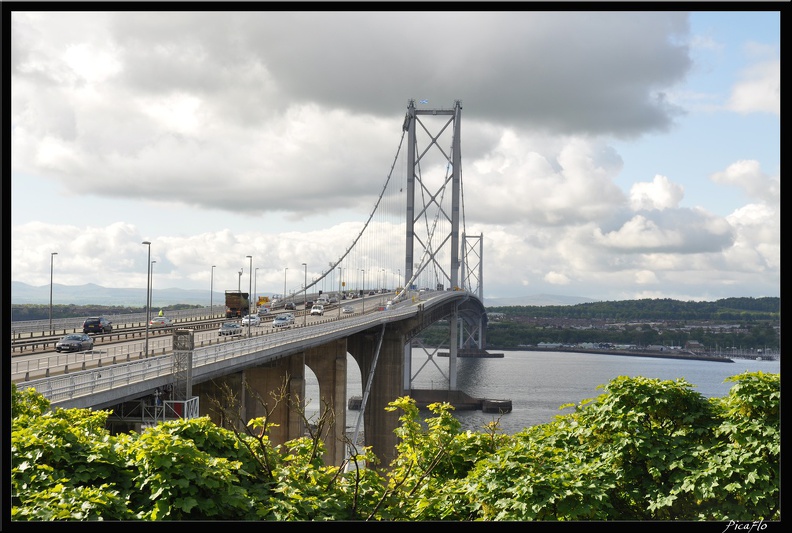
11 371 779 521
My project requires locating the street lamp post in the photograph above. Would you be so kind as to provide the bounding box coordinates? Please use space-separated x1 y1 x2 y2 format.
338 267 342 317
49 252 57 334
238 269 242 292
210 265 216 316
302 263 307 326
246 255 253 337
142 241 151 358
283 267 288 304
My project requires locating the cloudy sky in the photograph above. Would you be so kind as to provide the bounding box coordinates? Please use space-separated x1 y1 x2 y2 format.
9 9 780 304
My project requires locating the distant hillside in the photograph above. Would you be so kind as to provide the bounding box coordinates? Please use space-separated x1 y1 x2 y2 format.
11 281 220 307
486 297 780 320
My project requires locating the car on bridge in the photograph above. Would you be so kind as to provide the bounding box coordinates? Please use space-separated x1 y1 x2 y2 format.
241 314 261 326
56 333 94 353
218 322 244 336
149 316 174 328
284 302 296 311
83 317 113 334
310 304 325 316
273 314 294 328
342 305 354 314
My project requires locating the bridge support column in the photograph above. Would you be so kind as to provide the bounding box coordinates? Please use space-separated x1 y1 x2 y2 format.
348 325 408 469
304 338 348 467
243 353 306 445
194 372 245 431
193 353 306 446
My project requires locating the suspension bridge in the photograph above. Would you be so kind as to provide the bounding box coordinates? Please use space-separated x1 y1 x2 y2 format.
15 100 503 468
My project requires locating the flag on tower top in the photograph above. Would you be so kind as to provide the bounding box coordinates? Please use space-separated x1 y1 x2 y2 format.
419 99 428 104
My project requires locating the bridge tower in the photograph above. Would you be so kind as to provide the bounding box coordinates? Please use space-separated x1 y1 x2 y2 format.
402 99 462 292
402 99 468 390
460 233 487 351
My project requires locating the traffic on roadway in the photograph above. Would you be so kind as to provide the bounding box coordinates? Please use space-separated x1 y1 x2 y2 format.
11 290 422 383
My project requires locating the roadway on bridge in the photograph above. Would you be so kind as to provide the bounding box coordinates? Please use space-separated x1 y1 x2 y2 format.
11 293 392 382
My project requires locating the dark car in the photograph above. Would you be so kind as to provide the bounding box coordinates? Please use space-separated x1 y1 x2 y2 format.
284 302 296 311
56 333 95 353
83 317 112 334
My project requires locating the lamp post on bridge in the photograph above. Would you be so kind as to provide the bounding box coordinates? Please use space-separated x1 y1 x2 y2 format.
142 241 151 358
283 267 288 305
49 252 57 334
302 263 307 326
210 265 216 316
246 255 253 337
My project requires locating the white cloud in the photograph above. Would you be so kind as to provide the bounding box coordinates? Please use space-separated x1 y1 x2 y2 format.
544 272 571 286
710 160 779 205
634 270 659 285
629 175 685 211
727 59 780 116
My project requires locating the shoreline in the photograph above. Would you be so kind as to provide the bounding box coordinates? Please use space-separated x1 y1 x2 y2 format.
508 346 736 363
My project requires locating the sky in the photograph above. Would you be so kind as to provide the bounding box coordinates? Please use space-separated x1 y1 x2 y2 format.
7 8 781 304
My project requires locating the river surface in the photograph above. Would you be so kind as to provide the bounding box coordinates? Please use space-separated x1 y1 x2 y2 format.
305 349 780 434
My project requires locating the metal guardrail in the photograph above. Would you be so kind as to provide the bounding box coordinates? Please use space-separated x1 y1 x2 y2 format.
15 291 475 407
10 306 225 336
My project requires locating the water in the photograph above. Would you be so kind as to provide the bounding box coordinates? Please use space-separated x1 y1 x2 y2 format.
304 349 780 434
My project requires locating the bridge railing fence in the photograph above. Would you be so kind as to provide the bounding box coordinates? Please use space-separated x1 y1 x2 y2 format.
22 356 174 404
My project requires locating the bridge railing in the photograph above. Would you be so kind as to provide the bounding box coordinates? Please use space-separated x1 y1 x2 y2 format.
24 356 175 404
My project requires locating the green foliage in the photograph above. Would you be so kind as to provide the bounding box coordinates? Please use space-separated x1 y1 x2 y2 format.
679 371 781 520
456 373 780 521
11 385 136 520
11 372 780 521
